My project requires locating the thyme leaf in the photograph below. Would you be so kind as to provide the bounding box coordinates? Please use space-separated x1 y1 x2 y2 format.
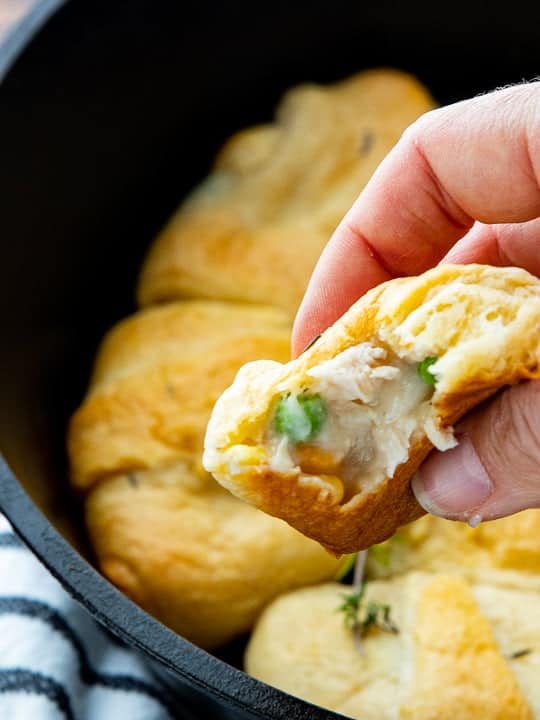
337 550 399 653
127 472 139 488
509 648 532 659
358 129 375 156
338 584 367 630
359 601 399 636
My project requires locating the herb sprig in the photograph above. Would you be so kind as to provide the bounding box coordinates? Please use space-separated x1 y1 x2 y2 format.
338 584 367 631
359 601 399 636
337 550 399 654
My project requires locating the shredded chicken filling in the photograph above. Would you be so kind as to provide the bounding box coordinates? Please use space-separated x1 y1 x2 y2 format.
268 342 456 498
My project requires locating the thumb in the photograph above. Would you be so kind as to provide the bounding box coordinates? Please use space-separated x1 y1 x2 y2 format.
412 380 540 526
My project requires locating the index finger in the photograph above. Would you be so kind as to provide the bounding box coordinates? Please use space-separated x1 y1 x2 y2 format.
292 82 540 355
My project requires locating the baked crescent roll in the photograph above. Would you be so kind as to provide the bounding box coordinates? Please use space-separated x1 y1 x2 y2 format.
368 510 540 591
246 575 537 719
68 301 342 648
203 265 540 554
138 69 435 316
85 466 340 649
69 300 293 490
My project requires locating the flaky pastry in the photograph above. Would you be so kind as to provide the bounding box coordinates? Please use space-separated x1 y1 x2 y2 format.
246 575 537 719
368 510 540 591
69 300 292 490
138 69 434 316
85 465 339 649
68 301 341 648
204 265 540 554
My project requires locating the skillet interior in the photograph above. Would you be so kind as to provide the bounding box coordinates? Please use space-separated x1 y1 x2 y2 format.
0 1 538 717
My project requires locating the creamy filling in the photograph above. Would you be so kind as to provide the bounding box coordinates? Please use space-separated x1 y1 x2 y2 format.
271 435 297 473
267 342 456 498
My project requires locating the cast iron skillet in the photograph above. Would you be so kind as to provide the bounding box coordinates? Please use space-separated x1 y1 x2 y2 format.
0 1 538 717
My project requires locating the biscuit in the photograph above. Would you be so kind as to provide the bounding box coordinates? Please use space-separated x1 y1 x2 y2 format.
368 510 540 591
138 69 435 316
68 301 342 647
85 466 340 649
204 265 540 554
246 575 536 719
69 300 293 490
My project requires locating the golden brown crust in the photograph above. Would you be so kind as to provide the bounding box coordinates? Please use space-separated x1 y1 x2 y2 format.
246 575 534 719
238 446 428 556
68 300 342 647
138 69 435 316
85 468 340 649
402 576 532 719
204 265 540 553
68 301 292 490
368 509 540 591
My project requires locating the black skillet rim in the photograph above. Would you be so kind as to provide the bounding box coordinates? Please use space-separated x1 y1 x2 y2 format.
0 3 345 719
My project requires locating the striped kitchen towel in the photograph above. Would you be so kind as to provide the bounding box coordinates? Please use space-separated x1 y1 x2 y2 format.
0 513 190 720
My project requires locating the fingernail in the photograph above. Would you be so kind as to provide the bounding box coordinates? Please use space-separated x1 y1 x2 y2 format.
412 436 493 518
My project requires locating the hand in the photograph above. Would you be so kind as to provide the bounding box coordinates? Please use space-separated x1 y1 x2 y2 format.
292 82 540 525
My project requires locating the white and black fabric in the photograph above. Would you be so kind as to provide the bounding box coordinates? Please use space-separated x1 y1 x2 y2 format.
0 513 190 720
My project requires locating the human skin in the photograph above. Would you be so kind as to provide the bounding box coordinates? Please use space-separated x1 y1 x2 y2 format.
292 82 540 524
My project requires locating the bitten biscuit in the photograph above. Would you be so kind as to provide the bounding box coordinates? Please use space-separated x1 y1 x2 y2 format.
204 265 540 554
138 69 435 316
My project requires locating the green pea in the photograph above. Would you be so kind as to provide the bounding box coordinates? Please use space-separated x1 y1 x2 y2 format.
274 393 327 443
417 357 438 385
